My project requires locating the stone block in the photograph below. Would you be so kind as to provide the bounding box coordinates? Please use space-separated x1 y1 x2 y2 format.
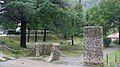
83 26 103 64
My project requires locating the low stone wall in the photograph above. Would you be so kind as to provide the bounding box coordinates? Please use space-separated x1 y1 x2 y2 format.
35 43 52 57
35 43 60 62
47 43 60 62
83 26 103 64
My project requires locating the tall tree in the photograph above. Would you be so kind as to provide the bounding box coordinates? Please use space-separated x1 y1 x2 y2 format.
0 0 35 48
36 0 63 42
86 0 120 36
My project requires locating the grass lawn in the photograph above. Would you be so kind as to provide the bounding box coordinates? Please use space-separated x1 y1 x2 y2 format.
0 35 83 57
0 36 33 57
0 36 20 49
59 37 83 57
103 50 120 66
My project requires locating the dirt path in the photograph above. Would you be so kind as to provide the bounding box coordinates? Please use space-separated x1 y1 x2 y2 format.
0 58 85 67
0 53 7 58
0 45 119 67
103 45 120 55
56 45 120 65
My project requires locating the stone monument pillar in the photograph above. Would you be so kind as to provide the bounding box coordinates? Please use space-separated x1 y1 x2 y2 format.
83 26 103 64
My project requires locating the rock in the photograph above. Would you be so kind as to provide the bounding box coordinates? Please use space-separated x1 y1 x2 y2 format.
47 43 60 62
0 57 6 61
2 57 16 61
35 43 52 57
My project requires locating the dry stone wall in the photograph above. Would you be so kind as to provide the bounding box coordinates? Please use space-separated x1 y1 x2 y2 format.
35 43 60 62
35 43 52 57
47 43 60 62
83 26 103 64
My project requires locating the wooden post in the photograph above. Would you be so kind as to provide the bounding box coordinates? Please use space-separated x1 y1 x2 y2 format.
2 45 5 54
106 54 108 65
115 54 117 63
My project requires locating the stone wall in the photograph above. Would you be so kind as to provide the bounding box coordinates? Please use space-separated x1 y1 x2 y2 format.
35 43 52 57
47 43 60 62
83 26 103 64
35 43 60 62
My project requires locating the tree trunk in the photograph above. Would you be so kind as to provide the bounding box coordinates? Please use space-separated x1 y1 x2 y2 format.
71 36 74 45
43 27 47 42
20 21 27 48
64 35 67 39
79 0 81 3
35 29 37 42
27 27 30 42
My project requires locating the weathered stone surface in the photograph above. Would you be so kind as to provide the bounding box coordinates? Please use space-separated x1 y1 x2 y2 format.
47 43 60 62
35 43 60 62
35 43 52 57
83 26 103 64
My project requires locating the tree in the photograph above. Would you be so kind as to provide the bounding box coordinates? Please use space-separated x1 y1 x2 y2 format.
0 0 35 48
36 0 64 42
50 1 83 45
86 0 120 36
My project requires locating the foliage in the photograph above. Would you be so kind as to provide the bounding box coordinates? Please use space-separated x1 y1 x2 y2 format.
0 0 36 29
0 0 37 48
35 0 83 37
86 0 120 36
113 40 119 45
0 0 84 46
103 37 111 47
5 0 35 22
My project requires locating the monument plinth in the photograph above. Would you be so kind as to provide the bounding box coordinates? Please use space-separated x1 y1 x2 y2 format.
83 26 103 64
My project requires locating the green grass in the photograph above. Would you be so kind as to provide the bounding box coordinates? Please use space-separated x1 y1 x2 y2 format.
60 50 82 57
0 36 20 49
59 37 83 57
103 50 120 66
28 35 58 43
0 36 33 58
109 50 120 63
0 35 83 57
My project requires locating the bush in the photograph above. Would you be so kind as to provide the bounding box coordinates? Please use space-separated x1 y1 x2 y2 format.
113 40 119 45
103 37 111 47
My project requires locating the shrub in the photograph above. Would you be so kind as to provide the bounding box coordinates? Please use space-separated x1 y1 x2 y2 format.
113 40 119 45
103 37 111 47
